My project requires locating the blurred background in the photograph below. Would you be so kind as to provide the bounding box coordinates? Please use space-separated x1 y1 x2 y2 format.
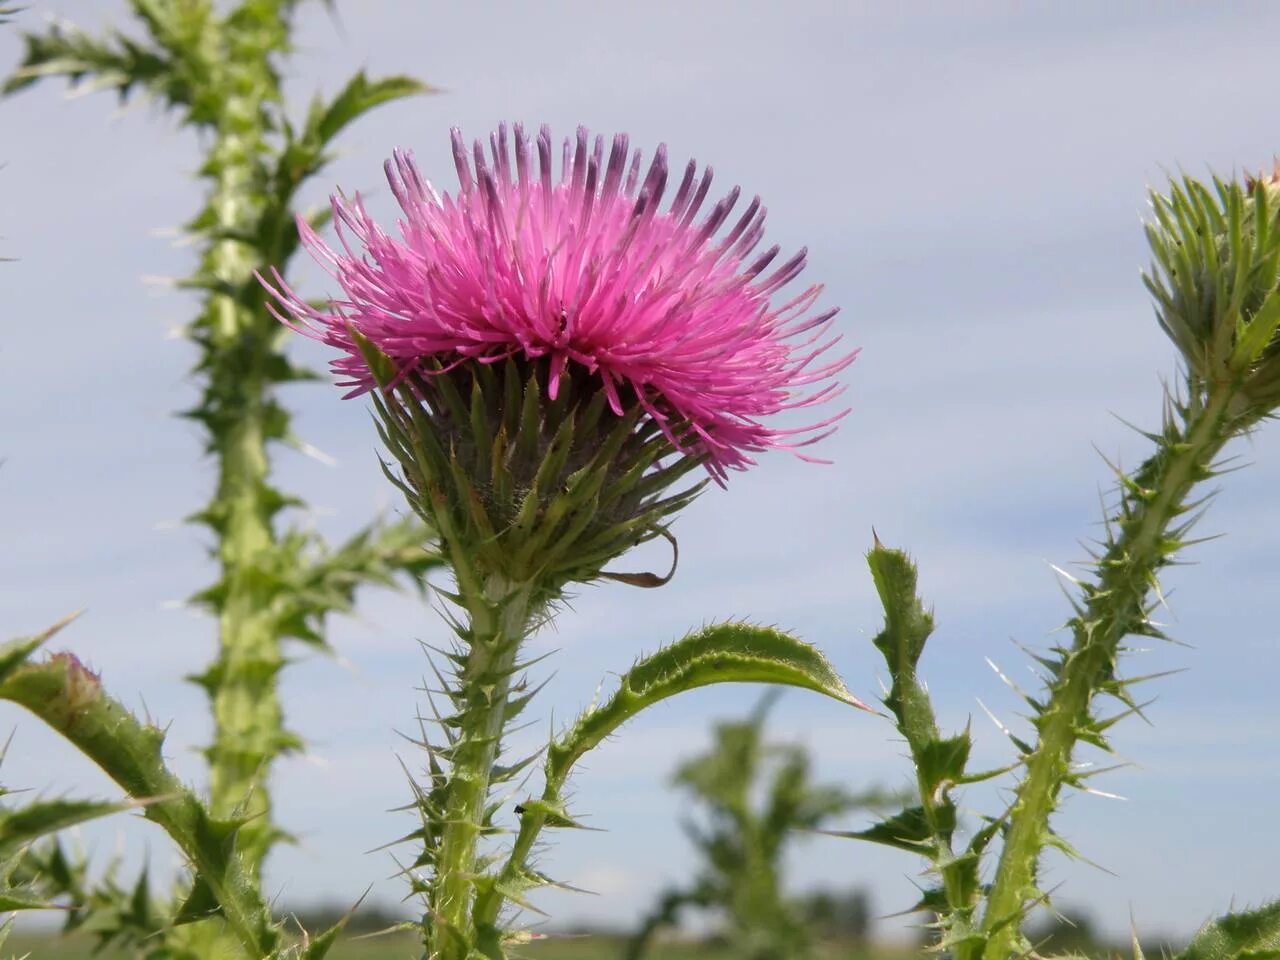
2 1 1278 955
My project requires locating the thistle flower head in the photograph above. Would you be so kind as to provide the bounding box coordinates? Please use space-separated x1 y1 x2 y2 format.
263 123 854 480
262 124 855 590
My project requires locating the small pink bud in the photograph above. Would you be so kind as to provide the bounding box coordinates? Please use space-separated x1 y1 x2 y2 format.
48 651 102 713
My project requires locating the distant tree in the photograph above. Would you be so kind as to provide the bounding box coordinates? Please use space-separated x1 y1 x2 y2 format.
625 695 896 960
799 888 873 946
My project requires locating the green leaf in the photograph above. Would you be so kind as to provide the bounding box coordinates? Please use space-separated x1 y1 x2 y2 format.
1233 288 1280 367
824 805 934 854
0 886 55 911
549 622 868 783
0 797 141 859
0 658 279 957
299 892 368 960
0 612 80 683
350 328 400 389
860 539 986 948
867 541 934 676
172 875 222 925
866 540 949 752
916 732 972 797
312 72 432 147
1176 902 1280 960
1 23 188 107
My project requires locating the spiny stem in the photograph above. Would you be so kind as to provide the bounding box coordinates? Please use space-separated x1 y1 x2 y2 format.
0 657 278 959
430 577 536 960
206 401 284 865
471 757 563 935
980 381 1244 959
199 11 291 875
908 711 976 952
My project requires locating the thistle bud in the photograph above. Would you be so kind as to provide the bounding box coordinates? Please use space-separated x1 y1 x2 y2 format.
1144 170 1280 410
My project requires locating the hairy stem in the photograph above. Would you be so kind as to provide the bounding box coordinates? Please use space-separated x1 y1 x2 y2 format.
430 577 536 960
981 381 1243 959
207 397 283 865
197 12 290 876
470 758 562 936
0 657 277 959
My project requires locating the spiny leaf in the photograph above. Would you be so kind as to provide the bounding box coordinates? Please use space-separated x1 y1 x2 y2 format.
0 886 55 911
0 797 142 859
824 805 934 855
172 876 221 926
2 22 188 107
867 541 934 677
0 613 80 684
862 539 988 952
550 622 868 782
298 891 369 960
0 657 279 957
313 73 433 146
1175 902 1280 960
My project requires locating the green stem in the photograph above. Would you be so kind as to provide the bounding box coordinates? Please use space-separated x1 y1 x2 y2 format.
206 403 282 868
0 658 278 959
471 763 561 935
980 382 1242 959
908 710 976 952
197 13 290 878
430 576 536 960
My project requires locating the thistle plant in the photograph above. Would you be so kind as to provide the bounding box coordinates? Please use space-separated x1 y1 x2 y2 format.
2 2 442 957
626 696 897 960
5 5 1275 959
827 168 1280 959
262 122 863 959
0 620 152 955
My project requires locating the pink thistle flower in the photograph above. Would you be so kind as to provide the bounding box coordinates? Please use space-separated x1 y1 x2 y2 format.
262 123 855 479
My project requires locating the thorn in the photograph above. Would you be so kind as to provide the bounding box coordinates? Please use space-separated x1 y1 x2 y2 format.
1047 562 1083 586
1079 784 1127 801
292 439 339 467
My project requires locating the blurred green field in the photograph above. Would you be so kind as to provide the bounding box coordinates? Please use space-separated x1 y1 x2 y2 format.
4 932 913 959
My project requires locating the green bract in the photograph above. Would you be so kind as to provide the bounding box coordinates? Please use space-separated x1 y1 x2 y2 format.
1145 175 1280 410
358 334 706 599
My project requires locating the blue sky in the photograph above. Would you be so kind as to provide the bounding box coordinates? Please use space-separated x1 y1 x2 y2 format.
2 0 1279 945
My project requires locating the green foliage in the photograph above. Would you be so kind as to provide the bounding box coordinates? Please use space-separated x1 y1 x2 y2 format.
279 72 431 199
0 630 280 958
3 15 196 107
832 170 1280 960
1174 902 1280 960
354 332 705 600
1144 175 1280 407
626 697 892 960
0 797 140 862
829 544 1004 957
0 656 143 919
7 5 1277 958
3 2 438 957
397 576 542 960
979 179 1277 959
550 622 866 774
465 623 864 955
17 840 171 957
